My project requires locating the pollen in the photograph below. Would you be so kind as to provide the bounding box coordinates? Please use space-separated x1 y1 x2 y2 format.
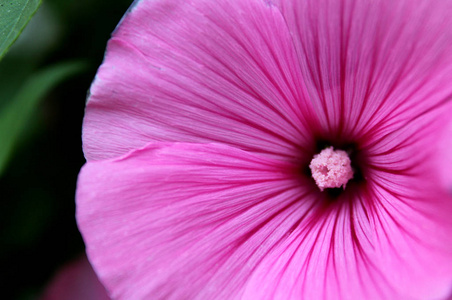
309 147 354 191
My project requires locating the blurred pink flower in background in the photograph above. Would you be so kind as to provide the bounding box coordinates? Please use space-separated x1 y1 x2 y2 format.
40 256 110 300
76 0 452 299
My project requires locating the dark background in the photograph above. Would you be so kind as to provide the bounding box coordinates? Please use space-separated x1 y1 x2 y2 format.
0 1 132 299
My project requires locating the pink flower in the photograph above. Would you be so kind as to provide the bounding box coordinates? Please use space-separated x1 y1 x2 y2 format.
76 0 452 299
40 256 110 300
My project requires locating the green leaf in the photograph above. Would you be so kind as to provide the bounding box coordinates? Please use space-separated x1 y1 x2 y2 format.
0 61 87 176
0 0 42 60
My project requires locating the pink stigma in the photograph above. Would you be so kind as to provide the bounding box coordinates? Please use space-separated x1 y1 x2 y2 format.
309 147 354 191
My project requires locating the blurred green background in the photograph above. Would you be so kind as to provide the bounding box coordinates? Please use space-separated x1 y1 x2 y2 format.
0 0 132 298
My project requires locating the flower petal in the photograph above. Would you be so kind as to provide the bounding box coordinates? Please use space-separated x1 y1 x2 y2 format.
365 102 452 198
364 181 452 299
272 0 452 145
241 183 452 300
77 142 313 299
83 0 317 162
435 117 452 193
77 142 452 299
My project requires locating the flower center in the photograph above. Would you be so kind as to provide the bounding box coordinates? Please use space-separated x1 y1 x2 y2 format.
309 147 354 191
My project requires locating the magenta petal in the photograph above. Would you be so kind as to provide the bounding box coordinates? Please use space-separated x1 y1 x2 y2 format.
40 256 110 300
77 142 452 299
242 177 452 299
83 0 318 162
436 118 452 193
273 0 452 144
364 183 452 299
77 142 309 299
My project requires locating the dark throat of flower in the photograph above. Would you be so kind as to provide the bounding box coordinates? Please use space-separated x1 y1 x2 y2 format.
304 140 367 200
